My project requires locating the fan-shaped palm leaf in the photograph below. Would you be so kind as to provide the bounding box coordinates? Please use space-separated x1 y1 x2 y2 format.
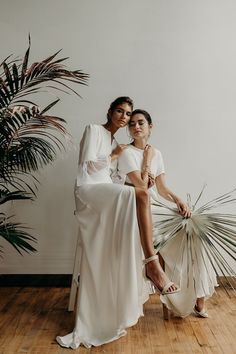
152 187 236 295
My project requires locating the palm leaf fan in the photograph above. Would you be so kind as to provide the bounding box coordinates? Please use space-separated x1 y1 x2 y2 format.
151 186 236 295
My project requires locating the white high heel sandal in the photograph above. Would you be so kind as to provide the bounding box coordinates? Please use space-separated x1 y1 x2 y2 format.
143 255 181 295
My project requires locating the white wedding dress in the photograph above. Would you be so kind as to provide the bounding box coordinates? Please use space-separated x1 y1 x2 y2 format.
56 125 149 349
118 145 218 318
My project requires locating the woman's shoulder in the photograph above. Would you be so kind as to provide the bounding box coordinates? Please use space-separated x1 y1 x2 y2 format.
118 145 136 161
153 147 162 155
84 123 102 131
82 124 106 136
123 144 140 156
151 147 163 161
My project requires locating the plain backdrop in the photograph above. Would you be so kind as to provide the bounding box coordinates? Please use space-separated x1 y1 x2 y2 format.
1 0 235 273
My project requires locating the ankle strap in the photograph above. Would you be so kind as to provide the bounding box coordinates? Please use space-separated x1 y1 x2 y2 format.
143 255 158 265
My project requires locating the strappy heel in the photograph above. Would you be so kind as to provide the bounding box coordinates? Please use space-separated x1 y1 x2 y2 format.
143 255 181 295
193 305 209 318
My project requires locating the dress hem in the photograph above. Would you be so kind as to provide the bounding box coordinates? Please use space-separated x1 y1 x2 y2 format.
56 304 149 350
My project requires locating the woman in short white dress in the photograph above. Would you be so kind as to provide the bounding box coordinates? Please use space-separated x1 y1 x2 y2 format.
118 109 217 318
56 98 181 349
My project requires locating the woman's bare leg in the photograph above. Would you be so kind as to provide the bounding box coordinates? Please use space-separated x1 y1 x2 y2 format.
135 187 177 291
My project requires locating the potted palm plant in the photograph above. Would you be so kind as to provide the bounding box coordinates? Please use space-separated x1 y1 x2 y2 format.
0 37 88 255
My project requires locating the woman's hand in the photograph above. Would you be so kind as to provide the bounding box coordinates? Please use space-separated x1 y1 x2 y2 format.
111 144 127 161
176 199 191 218
143 144 155 162
148 173 155 188
143 144 155 172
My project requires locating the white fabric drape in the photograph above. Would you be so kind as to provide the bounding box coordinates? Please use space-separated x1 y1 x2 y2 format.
56 125 149 349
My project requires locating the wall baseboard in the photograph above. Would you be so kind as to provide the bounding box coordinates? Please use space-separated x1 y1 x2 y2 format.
0 275 235 289
0 274 72 287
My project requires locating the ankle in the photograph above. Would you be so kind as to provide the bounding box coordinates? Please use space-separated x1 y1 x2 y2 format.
143 255 158 265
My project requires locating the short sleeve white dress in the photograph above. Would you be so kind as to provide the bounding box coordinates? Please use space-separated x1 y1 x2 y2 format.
118 144 165 192
118 145 218 318
56 125 149 349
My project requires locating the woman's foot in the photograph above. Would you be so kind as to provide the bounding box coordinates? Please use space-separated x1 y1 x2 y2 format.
144 255 180 294
194 297 208 318
194 304 208 318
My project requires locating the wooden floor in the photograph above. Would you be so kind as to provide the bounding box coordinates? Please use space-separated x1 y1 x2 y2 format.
0 286 235 354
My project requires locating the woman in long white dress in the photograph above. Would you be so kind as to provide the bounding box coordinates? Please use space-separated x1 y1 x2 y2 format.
56 97 181 350
118 109 218 318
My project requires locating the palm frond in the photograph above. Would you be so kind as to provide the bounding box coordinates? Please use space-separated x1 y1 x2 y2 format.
0 104 68 188
0 38 88 256
0 188 33 205
0 38 88 108
0 172 38 196
0 214 36 255
152 187 236 294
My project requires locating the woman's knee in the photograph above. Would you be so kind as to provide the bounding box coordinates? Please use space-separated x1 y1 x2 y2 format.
135 187 150 205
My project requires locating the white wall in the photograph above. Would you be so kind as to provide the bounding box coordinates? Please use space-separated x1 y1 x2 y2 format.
1 0 235 273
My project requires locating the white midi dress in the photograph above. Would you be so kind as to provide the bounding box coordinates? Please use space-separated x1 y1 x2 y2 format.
118 145 218 318
56 125 149 349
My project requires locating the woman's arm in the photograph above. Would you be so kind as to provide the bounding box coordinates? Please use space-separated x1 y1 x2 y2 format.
126 170 148 188
155 173 191 217
126 145 155 189
79 125 108 175
141 145 155 187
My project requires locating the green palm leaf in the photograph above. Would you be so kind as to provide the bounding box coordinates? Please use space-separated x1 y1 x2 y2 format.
0 104 67 189
0 214 36 255
0 38 88 255
0 188 33 204
0 38 88 109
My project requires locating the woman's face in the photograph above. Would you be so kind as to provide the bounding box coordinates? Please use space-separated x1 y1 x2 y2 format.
109 103 132 128
128 113 151 140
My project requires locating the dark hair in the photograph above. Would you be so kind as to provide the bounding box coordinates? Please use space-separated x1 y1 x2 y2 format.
107 96 133 121
131 109 152 125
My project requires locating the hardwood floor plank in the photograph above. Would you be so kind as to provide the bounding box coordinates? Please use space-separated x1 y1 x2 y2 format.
0 287 235 354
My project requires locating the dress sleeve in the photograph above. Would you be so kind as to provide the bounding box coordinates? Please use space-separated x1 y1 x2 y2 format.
155 150 165 177
78 124 110 177
118 148 140 175
79 124 98 164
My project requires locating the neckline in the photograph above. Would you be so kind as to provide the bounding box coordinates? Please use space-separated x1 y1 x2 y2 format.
101 124 115 144
101 124 111 134
129 144 145 151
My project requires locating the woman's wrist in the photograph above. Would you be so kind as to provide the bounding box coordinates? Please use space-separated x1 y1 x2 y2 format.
175 197 183 205
142 164 150 173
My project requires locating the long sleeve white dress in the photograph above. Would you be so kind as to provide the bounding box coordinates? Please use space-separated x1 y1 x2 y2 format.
118 145 218 318
56 125 149 349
